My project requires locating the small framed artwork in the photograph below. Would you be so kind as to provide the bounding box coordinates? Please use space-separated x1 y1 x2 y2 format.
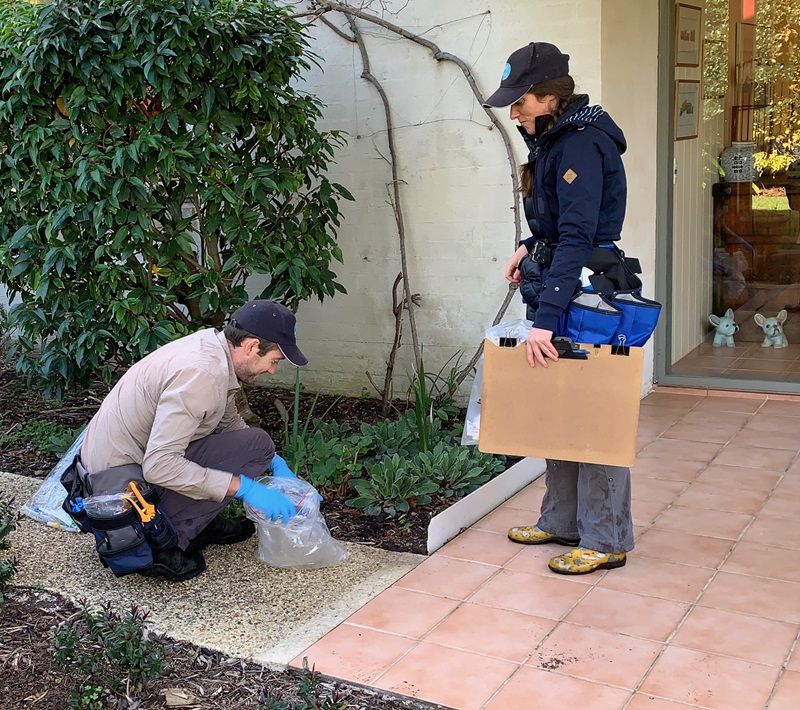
674 80 700 140
675 3 703 67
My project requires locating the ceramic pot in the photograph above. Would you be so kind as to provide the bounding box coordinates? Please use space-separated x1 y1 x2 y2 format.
720 141 757 183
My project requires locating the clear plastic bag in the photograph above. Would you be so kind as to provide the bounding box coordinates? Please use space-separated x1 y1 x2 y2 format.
244 477 349 569
82 493 132 518
460 356 483 446
484 318 533 347
21 430 86 531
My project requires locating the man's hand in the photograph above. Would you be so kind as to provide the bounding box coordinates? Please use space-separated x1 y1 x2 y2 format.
234 476 296 525
525 327 559 368
270 454 297 479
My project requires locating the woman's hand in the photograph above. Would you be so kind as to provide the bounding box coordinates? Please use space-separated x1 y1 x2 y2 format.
525 327 559 368
505 245 529 283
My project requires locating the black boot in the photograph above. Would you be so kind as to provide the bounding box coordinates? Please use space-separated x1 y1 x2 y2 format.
186 515 256 553
138 547 206 583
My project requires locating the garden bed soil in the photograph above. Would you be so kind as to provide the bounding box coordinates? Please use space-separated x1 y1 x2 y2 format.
0 587 448 710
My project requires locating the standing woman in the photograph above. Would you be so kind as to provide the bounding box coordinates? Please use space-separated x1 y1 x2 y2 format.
483 42 634 575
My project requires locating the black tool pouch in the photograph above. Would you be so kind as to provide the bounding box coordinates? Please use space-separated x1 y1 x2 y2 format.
61 462 177 577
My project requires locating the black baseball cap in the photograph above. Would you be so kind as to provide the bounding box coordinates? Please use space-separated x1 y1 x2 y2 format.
483 42 570 108
230 300 308 366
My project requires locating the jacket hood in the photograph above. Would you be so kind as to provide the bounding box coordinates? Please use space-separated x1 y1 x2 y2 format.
520 94 627 154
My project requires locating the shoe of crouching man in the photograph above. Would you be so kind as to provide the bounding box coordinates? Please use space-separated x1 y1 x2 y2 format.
548 548 627 575
507 525 580 546
185 516 256 554
139 547 207 583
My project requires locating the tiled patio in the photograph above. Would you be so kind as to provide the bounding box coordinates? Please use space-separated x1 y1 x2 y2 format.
291 389 800 710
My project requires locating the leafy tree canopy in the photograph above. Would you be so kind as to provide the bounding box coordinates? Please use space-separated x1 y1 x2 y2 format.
0 0 351 398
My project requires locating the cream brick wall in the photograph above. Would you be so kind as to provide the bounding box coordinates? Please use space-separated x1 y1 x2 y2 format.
257 0 660 401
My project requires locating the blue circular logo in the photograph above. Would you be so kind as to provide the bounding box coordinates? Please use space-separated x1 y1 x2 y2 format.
502 62 512 80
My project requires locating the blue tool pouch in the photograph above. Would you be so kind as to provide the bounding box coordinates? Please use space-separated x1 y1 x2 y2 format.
609 291 663 347
557 291 623 345
61 462 177 577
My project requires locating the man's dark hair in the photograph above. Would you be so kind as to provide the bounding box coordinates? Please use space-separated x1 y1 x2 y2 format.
223 323 279 357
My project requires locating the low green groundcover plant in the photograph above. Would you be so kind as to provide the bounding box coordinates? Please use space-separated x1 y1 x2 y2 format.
0 492 19 609
51 600 168 709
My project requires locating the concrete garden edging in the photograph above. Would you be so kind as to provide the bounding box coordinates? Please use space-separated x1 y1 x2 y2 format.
426 457 546 554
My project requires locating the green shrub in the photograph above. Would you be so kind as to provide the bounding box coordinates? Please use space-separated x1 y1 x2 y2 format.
51 600 167 708
0 0 351 399
417 442 506 498
0 420 83 455
0 492 19 608
347 454 438 517
754 151 794 176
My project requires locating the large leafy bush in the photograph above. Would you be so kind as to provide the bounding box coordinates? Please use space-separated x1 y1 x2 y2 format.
0 0 350 397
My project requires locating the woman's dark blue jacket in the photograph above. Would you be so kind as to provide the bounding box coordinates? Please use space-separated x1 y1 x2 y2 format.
518 95 628 332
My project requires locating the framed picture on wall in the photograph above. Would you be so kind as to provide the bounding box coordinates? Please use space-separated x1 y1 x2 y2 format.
674 80 700 140
675 3 703 67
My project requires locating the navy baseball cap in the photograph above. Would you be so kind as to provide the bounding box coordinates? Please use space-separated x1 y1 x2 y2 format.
483 42 570 108
230 300 308 366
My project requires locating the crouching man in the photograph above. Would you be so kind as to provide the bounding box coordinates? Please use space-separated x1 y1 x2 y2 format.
74 300 306 582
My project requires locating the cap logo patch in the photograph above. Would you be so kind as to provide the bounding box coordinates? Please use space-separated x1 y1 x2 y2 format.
563 168 578 184
502 62 511 80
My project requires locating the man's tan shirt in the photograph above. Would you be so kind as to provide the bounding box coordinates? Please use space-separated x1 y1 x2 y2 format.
81 329 247 502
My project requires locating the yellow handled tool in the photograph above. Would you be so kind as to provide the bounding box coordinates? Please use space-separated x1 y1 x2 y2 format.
122 481 156 523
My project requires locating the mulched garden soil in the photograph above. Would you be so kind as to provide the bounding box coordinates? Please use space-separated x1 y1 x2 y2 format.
0 587 450 710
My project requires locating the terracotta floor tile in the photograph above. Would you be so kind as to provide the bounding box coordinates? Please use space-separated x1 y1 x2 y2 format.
596 557 714 603
632 498 670 527
744 414 800 436
652 505 751 540
759 400 800 417
768 669 800 710
344 587 460 638
424 601 556 663
660 422 741 445
373 641 517 710
631 477 688 505
634 528 733 568
436 528 521 566
639 646 779 709
691 396 763 413
625 694 703 709
722 541 800 583
786 643 800 671
641 392 703 409
699 572 800 624
638 438 722 463
504 481 546 511
671 606 797 667
760 492 800 520
630 457 706 482
694 463 782 492
743 513 800 550
727 429 800 453
526 622 662 689
483 665 632 710
674 482 766 515
472 504 539 535
677 409 753 428
289 624 415 684
470 568 589 620
393 556 499 600
565 587 689 642
503 543 595 585
638 421 672 440
772 471 800 497
711 444 796 471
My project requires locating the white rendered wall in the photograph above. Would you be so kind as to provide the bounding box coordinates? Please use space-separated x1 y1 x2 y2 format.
253 0 659 401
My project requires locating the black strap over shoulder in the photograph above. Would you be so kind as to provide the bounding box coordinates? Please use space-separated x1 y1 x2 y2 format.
585 245 642 292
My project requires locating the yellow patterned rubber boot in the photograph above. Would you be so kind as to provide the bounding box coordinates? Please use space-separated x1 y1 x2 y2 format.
507 525 580 546
548 548 627 575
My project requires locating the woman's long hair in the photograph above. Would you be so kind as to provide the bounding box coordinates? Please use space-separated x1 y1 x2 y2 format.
518 75 577 195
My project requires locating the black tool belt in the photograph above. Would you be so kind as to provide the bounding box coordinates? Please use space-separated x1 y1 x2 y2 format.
61 461 177 577
528 239 554 266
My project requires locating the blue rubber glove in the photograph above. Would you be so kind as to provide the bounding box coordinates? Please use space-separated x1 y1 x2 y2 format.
270 454 298 480
234 476 296 525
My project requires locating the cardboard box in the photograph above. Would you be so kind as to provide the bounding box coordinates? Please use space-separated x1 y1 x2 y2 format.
478 340 643 467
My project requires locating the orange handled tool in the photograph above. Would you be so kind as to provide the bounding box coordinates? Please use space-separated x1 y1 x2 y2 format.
122 481 156 523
